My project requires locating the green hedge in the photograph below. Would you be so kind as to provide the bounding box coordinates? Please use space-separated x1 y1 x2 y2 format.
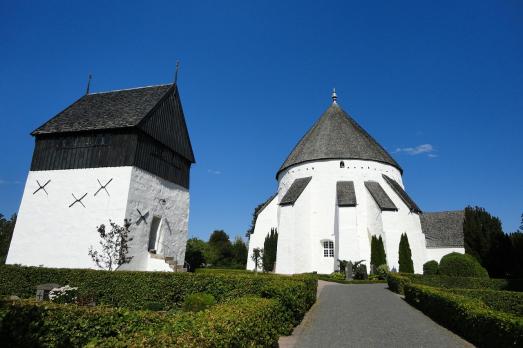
446 288 523 317
318 274 386 284
439 252 489 278
404 284 523 347
387 272 523 295
0 296 288 347
0 265 316 317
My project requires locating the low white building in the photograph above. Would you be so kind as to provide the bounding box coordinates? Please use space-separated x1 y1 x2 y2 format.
7 83 195 272
247 92 464 274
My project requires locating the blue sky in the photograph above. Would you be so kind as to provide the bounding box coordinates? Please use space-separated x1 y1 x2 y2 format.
1 1 522 239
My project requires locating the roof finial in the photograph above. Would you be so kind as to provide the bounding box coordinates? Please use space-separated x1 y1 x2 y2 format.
332 88 337 104
86 74 92 95
174 60 180 84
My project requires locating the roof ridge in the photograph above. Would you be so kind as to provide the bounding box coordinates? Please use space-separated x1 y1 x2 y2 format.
89 83 172 95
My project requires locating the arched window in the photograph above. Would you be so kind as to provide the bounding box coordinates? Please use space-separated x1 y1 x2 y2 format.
322 240 334 257
340 161 345 168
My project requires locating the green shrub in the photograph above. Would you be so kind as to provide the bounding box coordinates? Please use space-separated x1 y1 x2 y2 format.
0 265 315 312
0 296 287 347
354 264 368 280
376 264 389 280
182 293 216 312
404 284 523 347
388 272 523 294
145 302 165 311
398 233 414 273
439 253 489 278
423 260 439 275
329 272 345 281
446 288 523 317
386 273 412 294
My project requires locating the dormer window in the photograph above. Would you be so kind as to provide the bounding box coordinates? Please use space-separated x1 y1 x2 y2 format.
340 161 345 168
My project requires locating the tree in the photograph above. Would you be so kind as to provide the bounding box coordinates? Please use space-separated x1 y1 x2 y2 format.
251 247 263 272
398 233 414 273
0 214 16 265
463 206 512 277
370 235 379 268
377 236 387 267
509 213 523 277
370 235 387 271
185 238 207 272
262 228 278 272
88 219 132 271
231 236 248 267
207 230 233 266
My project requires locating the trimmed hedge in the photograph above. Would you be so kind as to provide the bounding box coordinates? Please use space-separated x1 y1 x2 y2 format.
318 274 386 284
446 288 523 317
439 252 489 278
387 272 523 295
0 296 288 347
423 260 438 275
404 284 523 347
0 265 316 317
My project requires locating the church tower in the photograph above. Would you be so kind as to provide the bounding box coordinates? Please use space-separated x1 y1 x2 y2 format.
247 91 464 274
7 83 195 271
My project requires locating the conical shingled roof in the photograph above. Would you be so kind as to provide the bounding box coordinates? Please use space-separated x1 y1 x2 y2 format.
278 102 402 177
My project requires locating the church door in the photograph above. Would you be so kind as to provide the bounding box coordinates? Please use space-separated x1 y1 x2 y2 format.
148 216 162 252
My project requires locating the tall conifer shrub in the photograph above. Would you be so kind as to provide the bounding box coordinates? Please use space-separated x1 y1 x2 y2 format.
262 228 278 272
377 236 387 266
371 235 387 269
398 233 414 273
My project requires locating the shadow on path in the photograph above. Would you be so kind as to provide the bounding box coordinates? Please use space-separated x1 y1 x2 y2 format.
280 281 472 348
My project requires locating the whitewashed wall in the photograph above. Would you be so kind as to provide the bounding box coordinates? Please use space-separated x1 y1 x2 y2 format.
246 196 277 271
7 166 190 272
120 167 190 272
7 167 133 269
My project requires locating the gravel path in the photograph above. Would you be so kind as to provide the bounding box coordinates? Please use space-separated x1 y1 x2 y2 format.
280 281 472 348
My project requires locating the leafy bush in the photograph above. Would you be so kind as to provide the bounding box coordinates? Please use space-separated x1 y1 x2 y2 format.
386 273 412 294
423 260 439 275
446 288 523 317
354 264 368 280
376 264 389 280
0 296 287 347
404 283 523 347
0 265 315 313
182 293 216 312
329 272 345 281
387 272 523 295
439 252 489 278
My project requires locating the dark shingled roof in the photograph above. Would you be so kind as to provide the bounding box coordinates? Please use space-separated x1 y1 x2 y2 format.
32 85 172 135
382 175 421 213
278 103 402 177
364 181 397 211
337 181 357 207
421 211 465 248
280 177 312 206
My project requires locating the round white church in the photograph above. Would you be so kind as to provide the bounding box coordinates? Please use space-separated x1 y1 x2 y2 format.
247 91 465 275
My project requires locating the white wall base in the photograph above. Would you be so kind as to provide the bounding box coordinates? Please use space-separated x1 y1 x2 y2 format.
7 166 189 272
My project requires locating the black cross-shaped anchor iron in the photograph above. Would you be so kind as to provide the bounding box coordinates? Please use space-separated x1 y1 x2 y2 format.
33 179 51 195
69 193 88 208
94 178 113 197
136 208 149 225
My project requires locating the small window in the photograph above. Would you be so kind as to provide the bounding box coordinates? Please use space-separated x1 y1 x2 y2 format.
340 161 345 168
323 240 334 258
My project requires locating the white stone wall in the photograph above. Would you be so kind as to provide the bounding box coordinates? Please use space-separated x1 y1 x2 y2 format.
254 159 429 274
7 167 133 269
7 166 190 272
246 196 278 271
120 167 190 272
425 247 464 264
